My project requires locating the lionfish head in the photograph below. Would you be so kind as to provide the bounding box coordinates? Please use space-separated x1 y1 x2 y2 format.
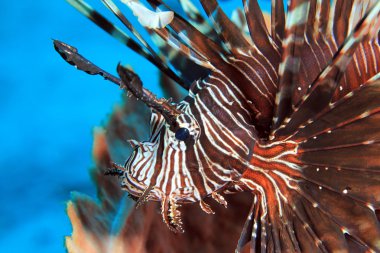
116 64 249 231
122 109 200 198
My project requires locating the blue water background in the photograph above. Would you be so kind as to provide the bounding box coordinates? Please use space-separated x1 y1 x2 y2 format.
0 1 270 252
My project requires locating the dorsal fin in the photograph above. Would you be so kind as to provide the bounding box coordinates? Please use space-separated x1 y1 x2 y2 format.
273 1 380 138
271 0 286 48
146 0 226 67
283 0 380 110
101 0 157 60
272 0 311 130
66 0 188 89
243 0 280 65
326 0 377 41
332 0 354 45
177 0 219 40
102 0 208 83
231 8 249 36
305 0 317 39
151 28 213 71
304 0 380 97
307 0 330 38
199 0 251 51
101 0 199 85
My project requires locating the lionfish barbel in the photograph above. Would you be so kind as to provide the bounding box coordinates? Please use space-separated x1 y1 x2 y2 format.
55 0 380 252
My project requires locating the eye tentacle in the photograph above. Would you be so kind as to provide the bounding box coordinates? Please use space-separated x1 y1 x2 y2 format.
117 64 182 128
53 39 182 128
53 40 123 86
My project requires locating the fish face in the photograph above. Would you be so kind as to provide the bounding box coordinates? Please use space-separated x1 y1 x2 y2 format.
122 110 203 204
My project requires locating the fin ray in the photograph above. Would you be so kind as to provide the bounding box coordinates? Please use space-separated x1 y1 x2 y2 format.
66 0 188 88
273 2 380 137
199 0 251 51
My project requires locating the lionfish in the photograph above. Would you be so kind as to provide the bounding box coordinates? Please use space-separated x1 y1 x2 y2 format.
55 0 380 252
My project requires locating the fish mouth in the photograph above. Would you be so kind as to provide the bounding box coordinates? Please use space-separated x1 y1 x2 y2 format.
126 182 189 233
121 171 195 232
122 162 234 233
120 172 147 197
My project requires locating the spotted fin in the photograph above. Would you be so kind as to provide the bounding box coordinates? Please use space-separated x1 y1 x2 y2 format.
272 0 311 130
240 111 380 252
273 1 380 137
295 0 380 107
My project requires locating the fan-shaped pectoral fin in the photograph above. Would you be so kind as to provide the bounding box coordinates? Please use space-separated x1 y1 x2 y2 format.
235 149 332 253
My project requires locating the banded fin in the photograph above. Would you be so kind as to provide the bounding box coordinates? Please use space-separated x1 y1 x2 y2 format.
331 0 353 45
178 0 219 40
199 0 251 51
296 78 380 175
327 0 378 45
138 1 213 82
271 0 286 48
66 0 149 58
310 0 330 37
299 164 380 207
151 28 213 70
237 174 326 252
240 140 380 252
236 196 267 253
231 8 249 37
272 0 311 130
243 0 280 65
146 0 226 67
295 180 380 251
152 33 210 84
290 67 380 253
294 74 380 141
101 0 158 60
283 0 380 113
101 0 201 84
273 2 380 138
66 0 188 89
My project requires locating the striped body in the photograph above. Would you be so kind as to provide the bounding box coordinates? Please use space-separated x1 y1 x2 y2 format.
57 0 380 252
123 70 258 206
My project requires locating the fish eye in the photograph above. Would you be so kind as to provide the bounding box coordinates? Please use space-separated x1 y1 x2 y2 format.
175 127 190 141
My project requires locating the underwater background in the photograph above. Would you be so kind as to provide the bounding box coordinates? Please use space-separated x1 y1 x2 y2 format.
0 0 270 252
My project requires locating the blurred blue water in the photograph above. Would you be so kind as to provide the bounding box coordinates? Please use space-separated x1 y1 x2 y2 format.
0 1 270 252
